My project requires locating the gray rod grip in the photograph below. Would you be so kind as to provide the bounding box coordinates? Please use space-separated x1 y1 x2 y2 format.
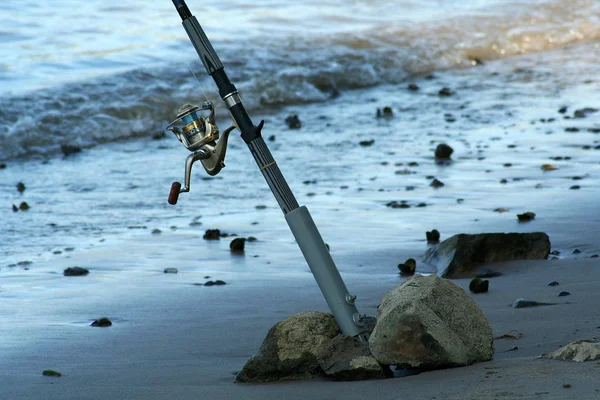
285 206 366 337
182 17 224 74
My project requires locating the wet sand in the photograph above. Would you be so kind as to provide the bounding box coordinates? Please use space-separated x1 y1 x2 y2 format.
1 249 599 399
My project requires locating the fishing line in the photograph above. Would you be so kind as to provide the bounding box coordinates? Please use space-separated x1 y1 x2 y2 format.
188 63 210 103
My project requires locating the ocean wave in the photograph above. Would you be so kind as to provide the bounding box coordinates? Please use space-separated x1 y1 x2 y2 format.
0 0 598 160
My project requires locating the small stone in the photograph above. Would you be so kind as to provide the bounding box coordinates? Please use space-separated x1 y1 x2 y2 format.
61 144 82 156
255 205 267 210
547 281 560 287
434 143 454 159
0 163 6 169
359 140 375 147
438 87 454 97
517 212 536 222
558 291 571 297
430 179 444 188
247 236 257 242
12 204 18 212
541 164 558 171
214 280 227 285
573 249 582 254
164 267 178 274
573 108 598 118
230 237 246 253
476 268 503 278
407 83 419 91
203 229 221 240
63 267 89 276
469 278 489 294
500 179 508 184
43 370 62 377
570 185 581 190
512 298 555 308
151 229 162 235
16 182 25 193
285 115 301 129
376 106 393 118
268 135 276 141
426 229 440 244
563 384 572 389
558 106 568 114
19 201 30 211
91 317 112 327
565 127 580 132
398 258 416 275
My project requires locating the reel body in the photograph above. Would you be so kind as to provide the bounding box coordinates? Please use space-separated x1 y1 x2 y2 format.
167 101 236 204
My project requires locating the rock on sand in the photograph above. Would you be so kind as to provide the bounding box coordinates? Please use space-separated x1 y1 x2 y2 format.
369 274 494 369
423 232 550 278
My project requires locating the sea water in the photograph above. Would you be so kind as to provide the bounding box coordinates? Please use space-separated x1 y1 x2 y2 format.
1 0 600 276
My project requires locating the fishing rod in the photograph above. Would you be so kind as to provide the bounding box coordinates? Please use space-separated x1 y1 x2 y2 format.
167 0 368 341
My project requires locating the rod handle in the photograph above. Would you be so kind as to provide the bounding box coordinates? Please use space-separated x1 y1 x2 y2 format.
168 182 182 205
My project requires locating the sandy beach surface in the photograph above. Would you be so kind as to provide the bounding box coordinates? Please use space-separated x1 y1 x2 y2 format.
2 235 599 400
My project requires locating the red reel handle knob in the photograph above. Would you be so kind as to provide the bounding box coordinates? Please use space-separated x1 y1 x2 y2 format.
168 182 182 205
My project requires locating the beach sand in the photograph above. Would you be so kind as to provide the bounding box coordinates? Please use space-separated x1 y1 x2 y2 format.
2 234 599 400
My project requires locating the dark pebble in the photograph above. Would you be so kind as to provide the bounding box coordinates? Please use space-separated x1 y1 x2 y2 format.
573 107 598 118
398 258 416 275
512 298 555 308
517 212 536 222
63 267 89 276
19 201 30 211
376 106 394 118
434 143 454 159
285 115 301 129
247 236 257 242
416 202 427 207
203 229 221 240
0 163 6 169
61 144 82 156
558 291 571 297
12 204 18 212
469 278 489 294
547 281 560 287
591 254 599 258
230 237 246 253
43 370 62 377
573 249 581 254
16 182 26 193
407 83 419 91
570 185 581 190
558 106 568 114
476 268 503 278
91 317 112 327
359 139 375 147
565 127 579 132
204 280 227 286
268 135 276 141
500 179 508 184
438 87 454 97
426 229 440 244
151 229 162 235
430 179 445 188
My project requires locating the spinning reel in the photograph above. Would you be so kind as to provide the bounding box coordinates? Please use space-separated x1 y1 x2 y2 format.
167 101 236 204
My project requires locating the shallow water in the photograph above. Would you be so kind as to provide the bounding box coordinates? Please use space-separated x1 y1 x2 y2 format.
2 40 599 280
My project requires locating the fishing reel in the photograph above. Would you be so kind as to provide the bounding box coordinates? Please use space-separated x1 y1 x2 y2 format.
167 101 236 204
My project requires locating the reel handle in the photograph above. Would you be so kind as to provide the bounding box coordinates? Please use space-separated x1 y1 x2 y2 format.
168 182 182 205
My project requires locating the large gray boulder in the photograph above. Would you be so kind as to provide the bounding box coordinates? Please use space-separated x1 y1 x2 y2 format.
543 339 600 362
369 274 494 369
234 311 340 383
317 334 392 381
423 232 550 278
